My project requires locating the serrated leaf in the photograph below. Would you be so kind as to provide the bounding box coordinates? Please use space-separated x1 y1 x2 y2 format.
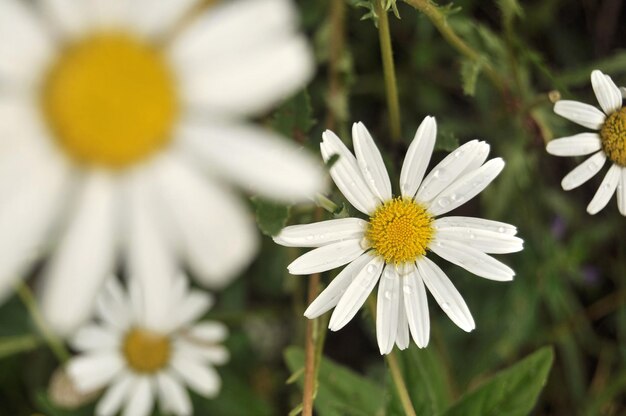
270 90 315 141
443 346 554 416
251 197 290 237
460 58 483 96
284 346 385 416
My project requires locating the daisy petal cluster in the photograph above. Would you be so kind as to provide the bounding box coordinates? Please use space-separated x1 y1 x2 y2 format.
0 0 325 334
274 118 523 354
67 276 228 416
548 70 626 215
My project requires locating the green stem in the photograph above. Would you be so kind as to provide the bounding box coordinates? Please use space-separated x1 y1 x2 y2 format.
15 283 70 363
376 0 402 143
367 297 416 416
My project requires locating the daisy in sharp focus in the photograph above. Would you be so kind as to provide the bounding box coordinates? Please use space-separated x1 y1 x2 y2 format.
67 275 228 416
274 118 523 354
547 69 626 215
0 0 325 334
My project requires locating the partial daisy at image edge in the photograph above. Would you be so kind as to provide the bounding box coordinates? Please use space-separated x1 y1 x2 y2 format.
0 0 326 335
273 117 523 354
547 69 626 216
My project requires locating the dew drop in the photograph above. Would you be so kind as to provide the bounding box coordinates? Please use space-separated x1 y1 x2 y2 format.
384 290 392 300
497 227 505 233
306 234 314 241
403 285 413 295
437 197 451 208
366 264 377 274
441 302 451 310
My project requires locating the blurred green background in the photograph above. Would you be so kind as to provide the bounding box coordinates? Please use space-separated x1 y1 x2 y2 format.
1 0 625 415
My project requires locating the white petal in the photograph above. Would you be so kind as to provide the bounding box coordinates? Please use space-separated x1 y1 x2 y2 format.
40 172 118 336
155 155 258 288
433 216 517 235
174 339 230 366
417 257 475 332
428 158 505 216
321 130 380 215
95 372 135 416
124 169 176 330
273 218 367 248
67 352 124 392
546 133 602 157
95 277 132 332
177 121 325 202
554 100 605 130
188 321 229 343
621 87 626 99
156 372 192 416
70 324 120 352
352 122 392 201
304 252 373 319
376 266 400 354
587 163 621 215
430 239 515 281
0 152 70 302
37 0 88 39
328 254 383 331
402 265 430 348
416 140 485 203
176 34 313 117
122 377 154 416
618 167 626 216
434 226 523 254
561 151 606 190
459 141 491 177
395 287 410 350
169 290 212 331
400 116 437 197
171 356 221 398
287 239 365 275
591 70 622 115
129 0 200 39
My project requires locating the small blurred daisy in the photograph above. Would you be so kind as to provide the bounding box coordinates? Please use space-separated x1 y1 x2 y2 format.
274 118 523 354
547 70 626 215
0 0 325 333
67 275 228 416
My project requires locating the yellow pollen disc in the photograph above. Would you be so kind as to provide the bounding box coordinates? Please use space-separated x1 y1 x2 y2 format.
122 328 171 373
600 106 626 167
41 34 177 167
366 198 434 264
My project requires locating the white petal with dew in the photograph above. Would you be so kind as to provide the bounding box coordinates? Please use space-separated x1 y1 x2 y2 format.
304 253 373 319
403 265 430 348
395 287 410 350
434 226 523 254
428 158 505 217
618 167 626 216
546 133 602 157
376 266 401 354
417 257 475 332
433 216 517 235
430 239 515 281
561 151 606 191
321 130 380 214
587 163 621 215
273 218 367 248
328 254 384 331
400 116 437 198
591 70 623 115
554 100 605 130
287 238 365 275
353 122 392 201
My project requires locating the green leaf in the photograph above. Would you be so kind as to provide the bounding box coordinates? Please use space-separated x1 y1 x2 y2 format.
251 197 290 237
284 346 385 416
270 90 315 140
443 346 554 416
0 335 40 359
460 58 483 96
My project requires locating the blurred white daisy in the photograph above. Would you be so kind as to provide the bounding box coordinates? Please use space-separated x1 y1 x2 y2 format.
0 0 325 334
274 118 523 354
547 69 626 215
67 275 228 416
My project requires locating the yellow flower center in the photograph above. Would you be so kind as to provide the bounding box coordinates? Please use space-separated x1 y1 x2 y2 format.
122 328 171 373
600 106 626 167
366 198 434 264
41 34 177 168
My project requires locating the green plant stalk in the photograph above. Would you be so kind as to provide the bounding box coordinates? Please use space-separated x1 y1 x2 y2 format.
403 0 505 91
15 282 70 363
376 0 402 143
367 297 417 416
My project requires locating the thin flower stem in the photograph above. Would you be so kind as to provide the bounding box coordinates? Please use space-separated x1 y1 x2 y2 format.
367 297 417 416
402 0 505 92
302 273 320 416
15 282 70 363
376 0 402 143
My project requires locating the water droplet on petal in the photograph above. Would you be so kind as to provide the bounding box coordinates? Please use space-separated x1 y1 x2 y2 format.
441 302 451 310
366 264 377 274
384 290 392 300
403 285 413 295
306 234 314 241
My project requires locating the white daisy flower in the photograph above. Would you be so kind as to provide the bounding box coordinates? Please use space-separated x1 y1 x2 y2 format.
547 69 626 215
274 118 523 354
67 275 228 416
0 0 325 334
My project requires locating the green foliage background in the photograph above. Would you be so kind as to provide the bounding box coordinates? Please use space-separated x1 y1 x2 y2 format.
1 0 625 415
